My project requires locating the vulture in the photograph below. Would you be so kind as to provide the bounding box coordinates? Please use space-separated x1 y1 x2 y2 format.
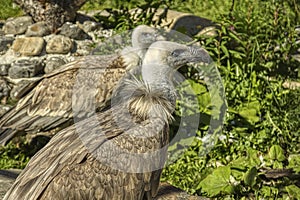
3 41 212 200
0 25 164 146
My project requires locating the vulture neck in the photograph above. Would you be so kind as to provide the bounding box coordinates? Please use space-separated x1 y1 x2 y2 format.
142 62 175 93
120 47 147 70
120 63 176 123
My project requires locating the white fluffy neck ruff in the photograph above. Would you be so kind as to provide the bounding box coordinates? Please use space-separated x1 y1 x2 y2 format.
119 78 175 123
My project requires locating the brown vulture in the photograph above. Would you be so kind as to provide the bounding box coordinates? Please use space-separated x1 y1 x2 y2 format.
3 41 211 199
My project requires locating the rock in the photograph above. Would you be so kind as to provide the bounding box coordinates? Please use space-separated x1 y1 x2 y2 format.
0 36 14 54
25 22 51 37
0 64 11 76
73 40 95 56
11 37 45 56
9 58 44 79
81 21 102 33
3 16 33 35
75 13 96 24
44 56 67 73
156 182 210 200
152 9 217 37
60 22 91 40
46 35 73 54
0 78 10 103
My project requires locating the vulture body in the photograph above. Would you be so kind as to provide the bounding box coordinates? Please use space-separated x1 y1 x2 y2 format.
4 41 211 200
0 25 163 146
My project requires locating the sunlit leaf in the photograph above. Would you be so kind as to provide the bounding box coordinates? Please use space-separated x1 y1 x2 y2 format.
269 145 286 162
199 166 234 196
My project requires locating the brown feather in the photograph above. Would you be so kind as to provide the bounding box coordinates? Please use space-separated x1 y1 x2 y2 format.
0 54 129 145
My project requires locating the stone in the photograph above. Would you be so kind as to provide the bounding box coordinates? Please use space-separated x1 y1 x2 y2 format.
81 21 102 33
44 56 67 73
9 58 44 79
11 37 45 56
73 40 94 56
25 22 51 37
0 64 11 76
3 16 33 35
0 36 14 53
75 13 96 24
157 182 210 199
152 9 217 37
46 35 73 54
60 22 91 40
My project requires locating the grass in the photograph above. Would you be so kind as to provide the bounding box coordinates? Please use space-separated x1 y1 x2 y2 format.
0 0 22 20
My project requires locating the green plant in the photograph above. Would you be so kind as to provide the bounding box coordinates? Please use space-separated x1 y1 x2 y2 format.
0 0 22 20
162 0 300 199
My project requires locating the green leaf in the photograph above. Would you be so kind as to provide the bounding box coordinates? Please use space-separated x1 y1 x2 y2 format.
243 167 257 187
187 79 207 95
285 185 300 199
199 166 234 197
220 45 229 58
238 101 261 124
230 157 249 171
269 145 286 162
287 154 300 173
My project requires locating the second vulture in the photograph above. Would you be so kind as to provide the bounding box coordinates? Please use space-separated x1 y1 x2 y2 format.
0 25 164 146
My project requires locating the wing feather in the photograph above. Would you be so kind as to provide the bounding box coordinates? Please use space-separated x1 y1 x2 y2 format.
0 54 128 145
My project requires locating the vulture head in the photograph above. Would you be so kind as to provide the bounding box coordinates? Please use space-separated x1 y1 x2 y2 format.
122 25 165 69
131 25 165 53
142 41 212 87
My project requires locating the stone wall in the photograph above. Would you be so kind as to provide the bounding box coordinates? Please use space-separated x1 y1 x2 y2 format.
0 13 114 114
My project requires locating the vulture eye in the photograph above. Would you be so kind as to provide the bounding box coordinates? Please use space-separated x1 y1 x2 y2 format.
171 49 185 57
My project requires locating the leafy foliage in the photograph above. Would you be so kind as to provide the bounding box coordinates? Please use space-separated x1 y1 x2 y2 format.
162 0 300 199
